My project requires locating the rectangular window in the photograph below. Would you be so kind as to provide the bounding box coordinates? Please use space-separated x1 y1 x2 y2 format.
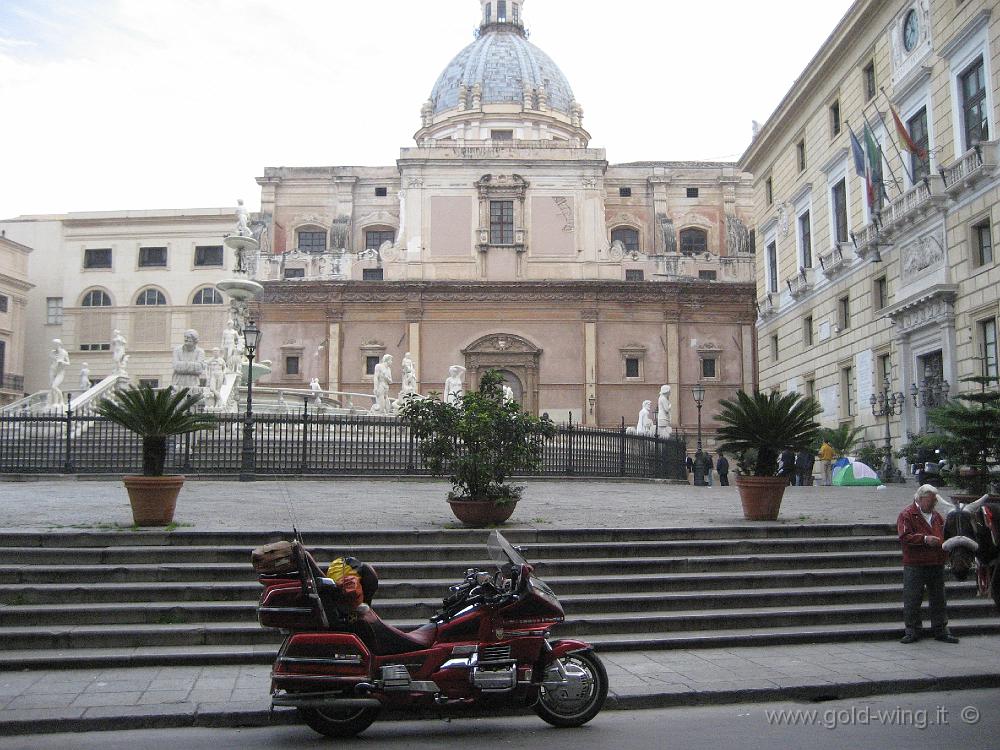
979 318 998 379
489 200 514 245
770 334 779 363
831 179 848 244
863 60 876 101
84 248 112 269
907 107 930 182
365 356 380 376
46 297 64 325
618 187 632 197
0 339 4 385
79 343 111 352
830 100 841 137
362 268 384 281
878 353 892 386
806 379 815 400
701 357 717 379
297 231 327 252
698 270 717 281
838 295 851 330
798 210 812 268
375 187 388 197
625 269 644 281
803 315 814 346
796 139 806 172
842 366 855 417
285 356 300 376
973 220 993 266
961 56 989 150
625 357 640 379
138 378 159 389
767 241 778 293
194 245 224 267
490 129 513 140
497 0 506 22
749 229 756 254
138 246 167 268
283 267 306 279
686 187 699 198
366 230 395 249
874 275 888 310
765 177 773 206
0 295 7 314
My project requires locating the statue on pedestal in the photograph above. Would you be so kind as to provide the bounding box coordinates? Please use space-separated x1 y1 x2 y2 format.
47 339 70 406
444 365 466 406
399 352 418 398
502 384 515 404
79 363 91 392
636 400 655 436
111 329 128 376
235 198 252 238
657 385 673 437
373 354 394 414
309 378 323 405
222 320 239 372
171 330 206 389
206 348 227 404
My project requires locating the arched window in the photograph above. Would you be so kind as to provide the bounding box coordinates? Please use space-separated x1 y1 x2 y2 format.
680 228 708 255
81 289 112 307
296 227 327 253
192 287 224 305
135 288 167 306
611 227 640 253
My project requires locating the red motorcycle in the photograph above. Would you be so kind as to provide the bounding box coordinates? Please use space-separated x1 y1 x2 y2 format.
253 530 608 738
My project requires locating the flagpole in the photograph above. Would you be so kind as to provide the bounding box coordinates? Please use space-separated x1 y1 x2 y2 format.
874 89 916 186
846 120 878 215
861 108 905 200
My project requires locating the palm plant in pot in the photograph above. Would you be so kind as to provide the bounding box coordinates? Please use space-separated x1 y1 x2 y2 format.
715 390 821 521
399 369 555 527
96 384 215 526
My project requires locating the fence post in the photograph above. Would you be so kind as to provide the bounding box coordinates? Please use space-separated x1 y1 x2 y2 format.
63 393 75 474
300 397 309 472
182 432 193 471
566 415 574 476
619 417 626 477
407 421 415 472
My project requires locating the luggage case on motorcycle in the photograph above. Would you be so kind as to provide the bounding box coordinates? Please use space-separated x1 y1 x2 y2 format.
251 540 297 575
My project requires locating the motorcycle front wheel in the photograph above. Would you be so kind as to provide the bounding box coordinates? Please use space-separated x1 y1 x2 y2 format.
297 705 380 738
534 650 608 728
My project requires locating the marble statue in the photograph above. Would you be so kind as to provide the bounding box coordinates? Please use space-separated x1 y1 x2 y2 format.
636 400 655 436
502 384 515 404
310 377 323 405
111 329 128 376
397 190 406 239
444 365 466 406
47 339 70 406
657 385 672 437
206 348 226 402
79 363 91 392
276 391 289 414
235 198 252 238
171 329 206 389
399 352 418 397
373 354 394 414
222 320 238 371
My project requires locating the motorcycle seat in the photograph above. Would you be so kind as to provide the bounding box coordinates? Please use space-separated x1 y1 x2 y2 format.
356 607 438 655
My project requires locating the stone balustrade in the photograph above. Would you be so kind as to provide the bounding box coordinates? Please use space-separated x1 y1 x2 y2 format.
786 267 814 299
943 140 999 197
818 244 854 278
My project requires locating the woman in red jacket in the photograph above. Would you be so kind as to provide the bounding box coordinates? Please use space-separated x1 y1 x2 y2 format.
897 485 959 644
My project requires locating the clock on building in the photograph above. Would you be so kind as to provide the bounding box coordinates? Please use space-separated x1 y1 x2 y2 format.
903 9 919 52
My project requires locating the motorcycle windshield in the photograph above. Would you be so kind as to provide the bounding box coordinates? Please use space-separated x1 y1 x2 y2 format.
487 530 527 569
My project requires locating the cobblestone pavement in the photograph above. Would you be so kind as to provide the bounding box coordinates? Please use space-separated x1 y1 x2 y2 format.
0 477 922 531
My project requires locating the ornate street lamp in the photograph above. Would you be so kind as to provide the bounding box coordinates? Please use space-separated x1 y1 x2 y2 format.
910 377 949 408
240 320 262 482
692 384 706 486
870 375 904 483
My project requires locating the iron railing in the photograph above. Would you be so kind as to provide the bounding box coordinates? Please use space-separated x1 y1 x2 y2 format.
0 409 687 479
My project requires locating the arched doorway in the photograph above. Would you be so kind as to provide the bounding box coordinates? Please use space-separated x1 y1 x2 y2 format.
462 334 541 415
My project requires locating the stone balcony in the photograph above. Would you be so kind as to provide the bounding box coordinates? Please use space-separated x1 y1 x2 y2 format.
756 293 778 320
818 244 854 279
786 267 814 299
942 141 999 198
852 174 948 259
657 254 755 283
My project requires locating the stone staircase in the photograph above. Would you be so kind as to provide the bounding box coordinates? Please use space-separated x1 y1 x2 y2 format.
0 526 997 670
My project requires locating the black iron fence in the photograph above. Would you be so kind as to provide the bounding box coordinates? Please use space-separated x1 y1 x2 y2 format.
0 410 686 480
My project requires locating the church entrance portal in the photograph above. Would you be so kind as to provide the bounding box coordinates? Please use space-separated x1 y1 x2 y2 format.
462 334 541 415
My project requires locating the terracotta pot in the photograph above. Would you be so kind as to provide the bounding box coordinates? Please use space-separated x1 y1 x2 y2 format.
122 475 185 526
447 498 517 527
734 475 788 521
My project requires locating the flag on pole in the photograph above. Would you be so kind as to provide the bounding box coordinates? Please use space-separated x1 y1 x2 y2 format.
863 123 882 210
890 105 927 159
848 125 867 178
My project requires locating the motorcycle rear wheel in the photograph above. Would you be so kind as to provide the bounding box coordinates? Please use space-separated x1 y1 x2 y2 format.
534 651 608 728
297 705 380 737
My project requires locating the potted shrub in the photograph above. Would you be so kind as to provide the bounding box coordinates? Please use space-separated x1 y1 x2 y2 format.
399 369 555 526
97 385 215 526
928 374 1000 503
715 390 821 521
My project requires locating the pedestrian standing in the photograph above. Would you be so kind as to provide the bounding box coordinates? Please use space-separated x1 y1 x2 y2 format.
897 485 959 644
818 440 835 486
779 447 795 485
716 453 730 486
794 449 813 487
701 450 713 486
685 455 694 484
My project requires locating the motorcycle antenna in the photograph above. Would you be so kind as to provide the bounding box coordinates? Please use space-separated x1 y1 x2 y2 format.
277 480 303 545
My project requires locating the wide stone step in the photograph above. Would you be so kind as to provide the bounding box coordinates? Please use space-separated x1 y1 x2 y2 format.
0 568 910 605
0 582 983 626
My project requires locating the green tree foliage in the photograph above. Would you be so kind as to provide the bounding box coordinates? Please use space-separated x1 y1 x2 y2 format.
399 370 555 503
715 391 821 476
928 374 1000 495
97 385 215 476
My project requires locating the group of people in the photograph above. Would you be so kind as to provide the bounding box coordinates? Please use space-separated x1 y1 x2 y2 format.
685 451 729 486
778 447 817 486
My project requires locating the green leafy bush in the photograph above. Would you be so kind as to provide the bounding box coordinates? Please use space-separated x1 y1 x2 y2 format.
715 391 821 477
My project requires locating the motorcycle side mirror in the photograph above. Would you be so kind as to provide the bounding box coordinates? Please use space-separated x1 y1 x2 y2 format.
475 571 492 585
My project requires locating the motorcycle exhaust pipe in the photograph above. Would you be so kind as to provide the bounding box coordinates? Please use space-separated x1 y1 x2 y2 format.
272 694 382 710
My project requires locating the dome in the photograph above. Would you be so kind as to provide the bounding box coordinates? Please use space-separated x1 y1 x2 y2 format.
429 29 576 116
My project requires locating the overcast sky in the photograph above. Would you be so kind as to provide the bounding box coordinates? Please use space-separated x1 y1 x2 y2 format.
0 0 855 218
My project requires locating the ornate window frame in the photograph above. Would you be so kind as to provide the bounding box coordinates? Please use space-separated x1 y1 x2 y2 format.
619 344 646 382
359 339 386 382
697 342 722 382
475 174 528 254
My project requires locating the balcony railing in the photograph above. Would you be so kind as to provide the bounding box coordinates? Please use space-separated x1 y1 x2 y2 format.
851 174 946 260
818 244 854 278
756 293 778 320
942 141 999 197
786 267 813 299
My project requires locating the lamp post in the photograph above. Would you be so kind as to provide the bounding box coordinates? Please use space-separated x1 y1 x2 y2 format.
910 377 949 408
692 384 706 486
870 375 904 483
240 320 261 482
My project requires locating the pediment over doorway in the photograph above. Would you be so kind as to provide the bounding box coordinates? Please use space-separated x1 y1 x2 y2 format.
461 333 541 414
462 333 541 356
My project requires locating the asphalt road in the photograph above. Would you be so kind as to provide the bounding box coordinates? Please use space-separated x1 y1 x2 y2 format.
2 688 996 750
